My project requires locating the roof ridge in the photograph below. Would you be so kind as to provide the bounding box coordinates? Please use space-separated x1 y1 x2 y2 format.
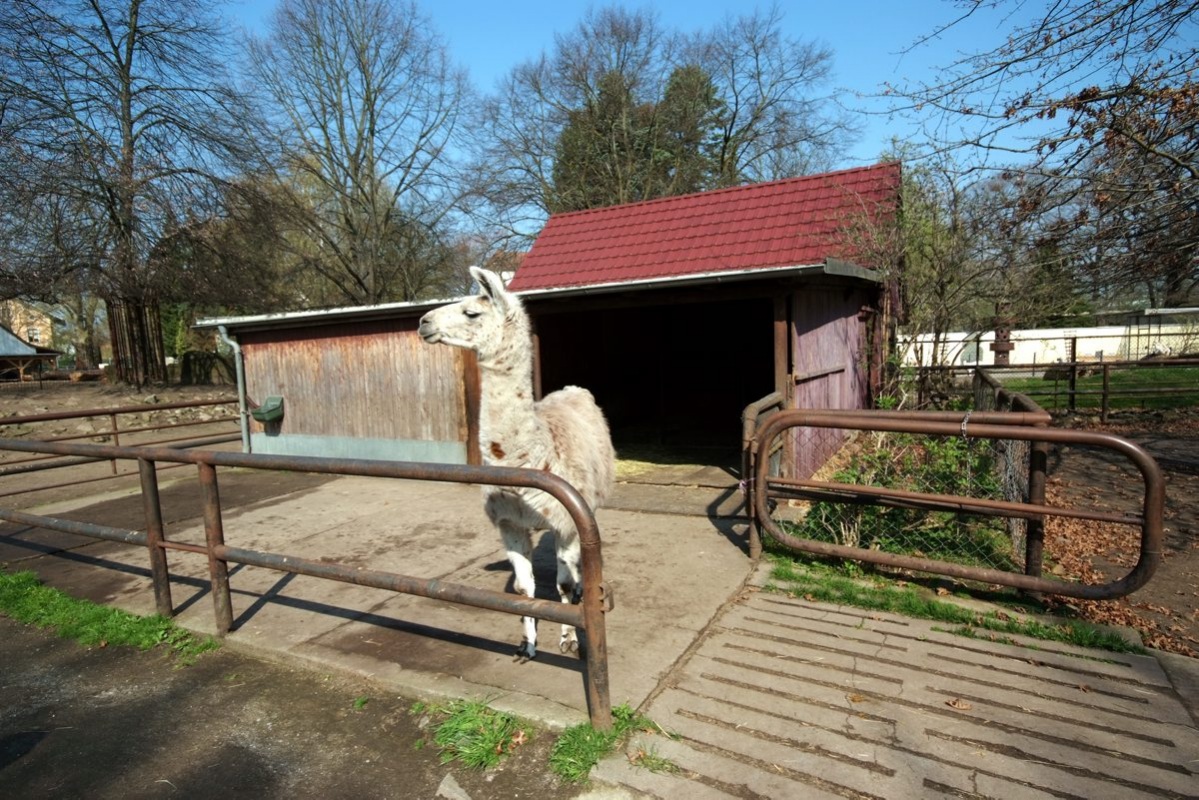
547 161 900 220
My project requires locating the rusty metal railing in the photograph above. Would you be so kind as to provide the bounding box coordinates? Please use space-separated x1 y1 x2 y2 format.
0 399 240 495
0 437 614 730
748 410 1164 600
741 391 785 559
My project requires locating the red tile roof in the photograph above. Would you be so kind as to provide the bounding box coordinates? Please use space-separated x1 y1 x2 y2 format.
508 162 901 292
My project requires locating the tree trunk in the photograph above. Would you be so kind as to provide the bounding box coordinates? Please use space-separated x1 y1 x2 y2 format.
105 296 166 387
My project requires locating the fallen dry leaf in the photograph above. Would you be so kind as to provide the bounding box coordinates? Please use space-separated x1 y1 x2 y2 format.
946 698 973 711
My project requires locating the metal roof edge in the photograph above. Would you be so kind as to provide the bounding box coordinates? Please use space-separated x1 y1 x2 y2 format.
194 297 450 332
197 260 881 333
513 261 878 299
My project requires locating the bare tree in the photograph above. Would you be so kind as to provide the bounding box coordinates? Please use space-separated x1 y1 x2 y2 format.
0 0 262 386
472 3 851 240
890 0 1198 306
689 5 857 185
246 0 470 306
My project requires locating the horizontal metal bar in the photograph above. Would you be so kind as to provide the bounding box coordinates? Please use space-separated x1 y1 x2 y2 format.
0 434 241 479
0 454 103 477
822 408 1052 426
0 399 237 425
1020 386 1198 397
0 507 147 546
752 410 1164 601
217 545 585 628
0 437 600 541
766 477 1141 525
911 358 1199 371
0 462 190 500
160 540 209 555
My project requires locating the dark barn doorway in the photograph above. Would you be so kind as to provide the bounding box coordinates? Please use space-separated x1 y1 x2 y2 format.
533 295 776 464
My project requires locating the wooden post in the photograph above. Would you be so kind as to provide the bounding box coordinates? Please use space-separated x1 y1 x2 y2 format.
774 294 792 478
1101 363 1111 423
1067 337 1078 413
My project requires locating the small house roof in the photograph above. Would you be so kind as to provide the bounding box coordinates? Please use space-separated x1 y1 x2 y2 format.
0 323 59 358
508 162 901 292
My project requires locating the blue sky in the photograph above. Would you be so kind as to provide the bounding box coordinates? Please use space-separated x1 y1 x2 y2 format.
225 0 1029 167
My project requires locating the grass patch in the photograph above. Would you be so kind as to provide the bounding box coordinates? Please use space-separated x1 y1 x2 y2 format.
767 557 1145 656
1002 365 1199 412
0 570 219 663
422 699 531 770
550 703 671 784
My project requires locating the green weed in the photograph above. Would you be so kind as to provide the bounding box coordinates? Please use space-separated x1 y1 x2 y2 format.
425 699 530 770
549 703 669 784
0 570 218 663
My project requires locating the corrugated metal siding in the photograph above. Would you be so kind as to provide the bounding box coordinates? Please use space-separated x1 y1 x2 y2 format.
791 286 870 478
237 317 471 459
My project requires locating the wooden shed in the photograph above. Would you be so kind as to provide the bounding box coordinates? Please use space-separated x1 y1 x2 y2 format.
513 162 900 476
198 303 480 465
202 163 899 477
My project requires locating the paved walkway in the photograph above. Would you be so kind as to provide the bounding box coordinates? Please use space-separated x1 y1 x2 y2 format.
597 573 1199 799
1 462 1197 799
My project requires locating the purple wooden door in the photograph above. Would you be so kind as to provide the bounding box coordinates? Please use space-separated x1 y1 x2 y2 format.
790 287 870 478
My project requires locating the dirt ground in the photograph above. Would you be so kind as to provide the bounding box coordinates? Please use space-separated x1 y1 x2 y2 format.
0 616 587 800
1046 408 1199 657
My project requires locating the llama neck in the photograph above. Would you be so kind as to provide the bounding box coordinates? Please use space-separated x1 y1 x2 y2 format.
477 331 540 460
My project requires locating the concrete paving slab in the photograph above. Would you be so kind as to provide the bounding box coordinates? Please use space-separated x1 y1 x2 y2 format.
2 471 753 730
608 585 1199 799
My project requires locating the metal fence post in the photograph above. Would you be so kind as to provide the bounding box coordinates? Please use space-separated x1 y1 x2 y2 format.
1067 337 1078 413
1025 437 1048 579
198 461 234 634
109 412 120 474
579 545 612 732
1101 364 1112 422
137 458 174 617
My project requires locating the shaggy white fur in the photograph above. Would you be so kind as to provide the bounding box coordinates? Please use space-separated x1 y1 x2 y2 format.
418 267 615 660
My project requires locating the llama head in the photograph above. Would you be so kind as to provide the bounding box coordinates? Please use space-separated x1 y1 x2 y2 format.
418 267 525 361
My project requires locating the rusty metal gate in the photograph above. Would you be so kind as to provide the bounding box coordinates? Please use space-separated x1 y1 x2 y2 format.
0 437 614 730
743 409 1164 600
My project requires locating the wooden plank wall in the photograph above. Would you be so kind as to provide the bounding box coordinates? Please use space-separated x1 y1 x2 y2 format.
790 285 871 478
237 317 470 447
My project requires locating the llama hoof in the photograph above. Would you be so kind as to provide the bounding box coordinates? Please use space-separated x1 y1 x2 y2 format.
558 637 578 655
513 640 536 662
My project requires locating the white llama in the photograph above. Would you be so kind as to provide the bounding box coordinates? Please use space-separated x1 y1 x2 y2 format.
418 267 616 661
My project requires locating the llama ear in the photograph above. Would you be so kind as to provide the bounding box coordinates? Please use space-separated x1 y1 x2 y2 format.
470 267 509 311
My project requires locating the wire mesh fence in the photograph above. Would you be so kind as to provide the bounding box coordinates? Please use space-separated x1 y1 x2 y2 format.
747 369 1055 580
749 408 1163 599
782 421 1022 572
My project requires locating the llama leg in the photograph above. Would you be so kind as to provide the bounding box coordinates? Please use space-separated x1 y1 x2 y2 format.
554 530 583 654
499 521 539 661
